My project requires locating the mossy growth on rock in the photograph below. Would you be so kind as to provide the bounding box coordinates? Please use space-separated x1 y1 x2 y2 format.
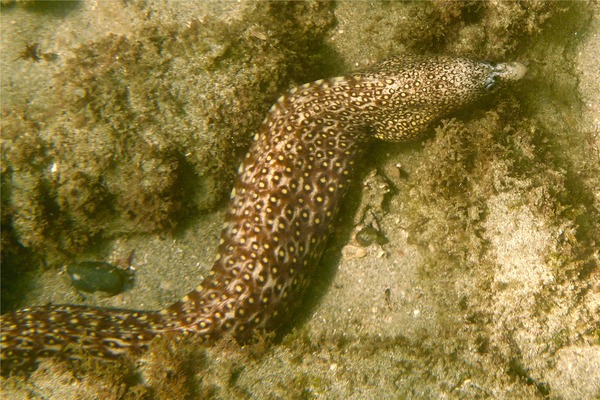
1 2 336 275
395 1 570 58
390 96 599 397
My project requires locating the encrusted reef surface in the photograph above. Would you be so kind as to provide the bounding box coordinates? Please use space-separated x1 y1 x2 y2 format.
1 1 598 399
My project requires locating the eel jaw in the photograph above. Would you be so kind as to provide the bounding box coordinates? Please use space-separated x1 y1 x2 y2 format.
485 61 528 89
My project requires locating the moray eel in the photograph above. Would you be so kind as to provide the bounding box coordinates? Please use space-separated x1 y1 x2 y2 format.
0 55 526 373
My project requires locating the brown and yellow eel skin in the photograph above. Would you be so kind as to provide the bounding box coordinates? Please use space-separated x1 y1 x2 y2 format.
0 55 526 373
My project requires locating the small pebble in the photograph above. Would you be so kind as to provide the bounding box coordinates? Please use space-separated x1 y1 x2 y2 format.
342 244 367 260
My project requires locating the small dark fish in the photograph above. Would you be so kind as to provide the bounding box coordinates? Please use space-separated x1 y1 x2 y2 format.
67 261 133 295
355 225 388 247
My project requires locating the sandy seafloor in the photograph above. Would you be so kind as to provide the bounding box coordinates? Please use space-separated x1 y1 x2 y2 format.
1 1 599 399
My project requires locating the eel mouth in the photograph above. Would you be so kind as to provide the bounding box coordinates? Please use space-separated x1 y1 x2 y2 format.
495 61 529 81
486 61 528 89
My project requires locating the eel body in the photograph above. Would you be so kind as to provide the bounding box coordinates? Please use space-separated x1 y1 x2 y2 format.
0 55 526 372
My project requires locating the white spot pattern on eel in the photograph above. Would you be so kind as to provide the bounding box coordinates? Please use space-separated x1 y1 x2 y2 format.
0 55 526 372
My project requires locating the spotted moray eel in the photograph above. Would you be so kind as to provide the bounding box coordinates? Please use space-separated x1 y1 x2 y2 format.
0 55 526 372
